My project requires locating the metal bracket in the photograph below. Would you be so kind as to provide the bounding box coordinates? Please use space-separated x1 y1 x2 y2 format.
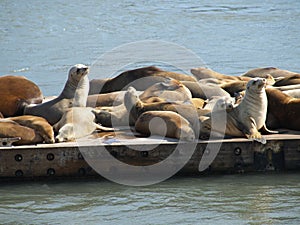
0 137 21 147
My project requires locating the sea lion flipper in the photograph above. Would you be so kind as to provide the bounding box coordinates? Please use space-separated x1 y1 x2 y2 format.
260 124 279 134
95 123 115 132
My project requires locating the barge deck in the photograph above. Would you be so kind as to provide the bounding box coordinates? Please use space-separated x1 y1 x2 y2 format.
1 130 300 182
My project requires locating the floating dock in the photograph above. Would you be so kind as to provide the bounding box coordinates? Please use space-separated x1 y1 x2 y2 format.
0 130 300 182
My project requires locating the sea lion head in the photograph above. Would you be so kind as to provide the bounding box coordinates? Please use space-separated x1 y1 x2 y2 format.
247 77 267 93
68 64 90 82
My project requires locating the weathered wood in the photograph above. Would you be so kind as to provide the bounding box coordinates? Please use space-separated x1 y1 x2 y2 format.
0 131 300 181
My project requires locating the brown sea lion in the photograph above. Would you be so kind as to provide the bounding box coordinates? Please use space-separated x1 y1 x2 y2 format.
24 64 89 125
8 115 55 144
242 67 299 78
0 119 43 145
89 66 196 94
191 67 251 81
201 78 274 144
139 78 192 103
266 88 300 130
87 91 126 107
124 86 205 132
181 81 231 99
135 111 195 141
273 74 300 86
0 75 43 117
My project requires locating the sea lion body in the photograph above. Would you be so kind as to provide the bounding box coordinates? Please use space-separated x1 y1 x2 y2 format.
8 115 54 144
201 78 269 143
24 64 89 125
181 81 230 99
89 66 196 94
266 88 300 130
135 111 195 141
53 107 113 142
87 91 126 107
0 76 43 117
139 79 192 103
242 67 299 78
0 119 43 145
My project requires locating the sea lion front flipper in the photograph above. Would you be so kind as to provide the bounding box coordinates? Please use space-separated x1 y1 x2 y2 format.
244 117 266 144
95 123 115 132
260 124 279 134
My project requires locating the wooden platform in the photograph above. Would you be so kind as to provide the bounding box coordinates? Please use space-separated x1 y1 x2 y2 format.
1 130 300 182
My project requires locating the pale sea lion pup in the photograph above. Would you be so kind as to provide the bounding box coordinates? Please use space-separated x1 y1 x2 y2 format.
53 107 114 142
135 111 195 141
201 78 275 144
24 64 89 125
203 96 235 112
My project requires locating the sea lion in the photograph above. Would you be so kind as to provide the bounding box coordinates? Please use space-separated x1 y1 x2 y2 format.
0 119 43 145
273 74 300 86
266 88 300 130
139 78 192 103
282 90 300 98
242 67 299 78
200 78 273 143
8 115 54 144
181 81 231 99
93 103 134 127
53 107 114 142
87 91 126 107
191 67 251 81
24 64 89 125
203 96 235 112
89 66 196 94
0 75 43 117
135 111 195 141
124 86 205 132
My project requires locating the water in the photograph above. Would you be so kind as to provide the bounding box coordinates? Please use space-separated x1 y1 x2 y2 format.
0 174 300 225
1 0 300 224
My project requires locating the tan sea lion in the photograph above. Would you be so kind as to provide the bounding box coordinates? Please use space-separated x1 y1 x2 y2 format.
273 74 300 86
200 78 274 143
8 115 54 143
0 119 43 145
89 66 196 94
139 78 192 103
266 88 300 130
242 67 299 78
87 91 126 107
0 75 43 117
202 96 235 111
282 89 300 98
124 86 205 132
135 111 195 141
181 81 231 99
53 107 114 142
24 64 89 125
191 67 251 81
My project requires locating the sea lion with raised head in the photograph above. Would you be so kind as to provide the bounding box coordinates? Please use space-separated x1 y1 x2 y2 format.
200 78 275 143
24 64 89 125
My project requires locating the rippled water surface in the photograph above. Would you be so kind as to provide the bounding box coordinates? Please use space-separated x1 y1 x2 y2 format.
1 0 300 224
1 174 300 225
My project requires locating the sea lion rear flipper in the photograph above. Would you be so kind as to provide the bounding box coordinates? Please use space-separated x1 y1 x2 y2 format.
260 124 279 134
